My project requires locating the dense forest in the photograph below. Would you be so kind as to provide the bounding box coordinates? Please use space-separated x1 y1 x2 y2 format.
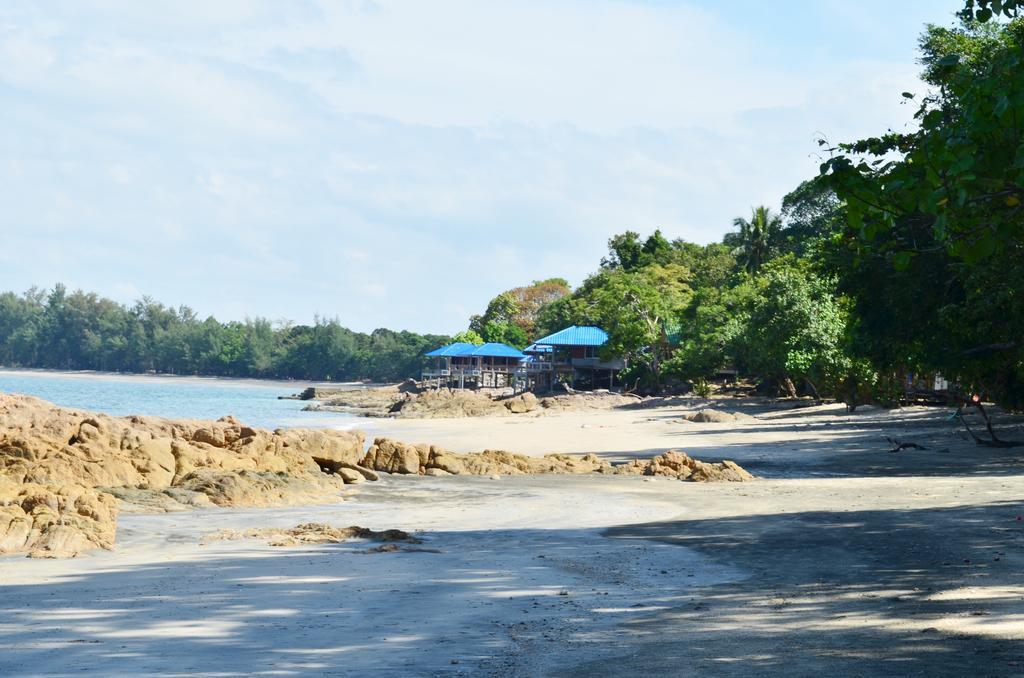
0 285 448 382
3 9 1023 409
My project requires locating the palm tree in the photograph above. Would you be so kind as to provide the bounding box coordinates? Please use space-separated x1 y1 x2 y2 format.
726 206 783 274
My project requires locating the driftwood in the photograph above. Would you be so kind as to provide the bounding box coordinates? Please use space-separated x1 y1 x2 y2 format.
623 378 641 395
956 400 1024 448
886 437 928 453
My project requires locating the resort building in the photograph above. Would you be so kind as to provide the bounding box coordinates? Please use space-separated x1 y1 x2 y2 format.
422 342 526 389
423 325 624 392
523 325 624 391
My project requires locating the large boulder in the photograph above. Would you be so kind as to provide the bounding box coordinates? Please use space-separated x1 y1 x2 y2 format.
361 439 423 474
504 392 539 414
396 389 509 419
636 450 755 482
684 409 756 424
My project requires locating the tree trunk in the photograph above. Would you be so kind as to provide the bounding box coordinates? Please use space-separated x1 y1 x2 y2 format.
779 376 798 398
804 378 822 402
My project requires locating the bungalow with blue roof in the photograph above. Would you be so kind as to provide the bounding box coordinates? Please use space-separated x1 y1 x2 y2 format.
523 325 624 391
423 341 526 389
423 325 623 392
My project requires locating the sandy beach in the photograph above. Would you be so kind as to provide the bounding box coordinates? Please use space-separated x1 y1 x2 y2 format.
3 399 1023 676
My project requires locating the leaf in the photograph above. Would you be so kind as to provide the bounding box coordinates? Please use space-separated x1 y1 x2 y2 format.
922 110 944 130
892 252 914 271
963 236 997 264
901 91 915 99
937 54 961 67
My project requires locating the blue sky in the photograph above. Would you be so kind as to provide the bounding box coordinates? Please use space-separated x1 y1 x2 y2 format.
0 0 964 334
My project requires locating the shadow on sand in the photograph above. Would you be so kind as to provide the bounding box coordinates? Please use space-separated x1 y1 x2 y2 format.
3 497 1024 676
575 499 1024 677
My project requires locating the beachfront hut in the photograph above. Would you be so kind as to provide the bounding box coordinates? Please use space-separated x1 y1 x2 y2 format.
424 342 477 384
524 325 624 391
422 342 526 389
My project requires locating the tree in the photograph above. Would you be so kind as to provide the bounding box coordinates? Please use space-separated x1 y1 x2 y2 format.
452 329 484 345
821 16 1024 407
601 231 644 271
730 257 856 398
482 321 528 348
468 280 571 344
779 180 844 257
725 206 784 274
578 265 691 390
601 230 674 271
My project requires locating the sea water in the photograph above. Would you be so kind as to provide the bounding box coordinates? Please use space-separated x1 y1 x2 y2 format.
0 370 361 430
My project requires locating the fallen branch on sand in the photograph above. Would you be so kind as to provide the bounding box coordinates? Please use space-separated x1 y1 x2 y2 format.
955 401 1024 448
886 437 928 453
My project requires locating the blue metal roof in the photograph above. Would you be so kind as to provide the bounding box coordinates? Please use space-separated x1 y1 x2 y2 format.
426 342 525 359
424 342 477 357
469 342 526 359
531 325 608 347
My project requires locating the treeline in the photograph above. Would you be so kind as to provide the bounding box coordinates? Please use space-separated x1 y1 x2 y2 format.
462 12 1024 409
0 285 448 382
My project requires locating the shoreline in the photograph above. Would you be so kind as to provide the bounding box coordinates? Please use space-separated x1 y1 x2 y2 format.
0 366 378 391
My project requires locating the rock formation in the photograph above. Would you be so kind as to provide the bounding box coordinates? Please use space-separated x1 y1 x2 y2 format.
307 385 641 419
0 394 369 557
360 437 754 482
0 476 118 558
606 450 755 482
683 409 757 423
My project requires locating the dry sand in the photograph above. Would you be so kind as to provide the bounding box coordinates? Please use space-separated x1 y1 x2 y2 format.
2 399 1024 676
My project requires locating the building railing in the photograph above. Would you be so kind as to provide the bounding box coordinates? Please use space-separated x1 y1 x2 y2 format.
423 366 526 380
424 357 624 382
571 357 625 370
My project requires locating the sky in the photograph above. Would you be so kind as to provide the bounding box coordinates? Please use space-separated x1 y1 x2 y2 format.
0 0 966 334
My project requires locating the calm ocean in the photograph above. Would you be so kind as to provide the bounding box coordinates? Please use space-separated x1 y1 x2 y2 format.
0 370 360 430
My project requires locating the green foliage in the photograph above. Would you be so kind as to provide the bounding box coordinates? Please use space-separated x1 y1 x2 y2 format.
779 180 844 257
0 285 448 382
821 17 1024 408
481 321 529 349
469 279 571 342
669 273 751 382
451 329 484 345
724 206 784 273
573 264 692 388
601 230 675 271
729 258 854 395
960 0 1022 23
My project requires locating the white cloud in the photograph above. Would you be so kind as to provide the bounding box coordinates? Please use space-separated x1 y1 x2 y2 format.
0 0 962 333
